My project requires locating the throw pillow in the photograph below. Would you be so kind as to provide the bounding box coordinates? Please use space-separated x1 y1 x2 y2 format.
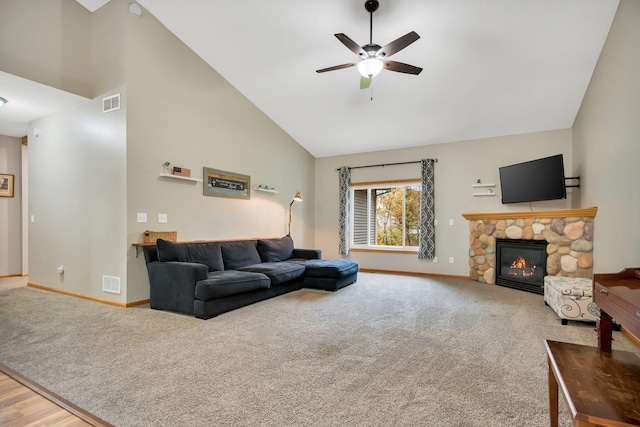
257 236 294 262
156 238 189 263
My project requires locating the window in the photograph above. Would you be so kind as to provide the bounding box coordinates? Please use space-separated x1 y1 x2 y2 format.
351 181 421 250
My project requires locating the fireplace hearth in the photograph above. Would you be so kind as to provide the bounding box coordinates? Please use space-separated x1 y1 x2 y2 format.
495 238 547 294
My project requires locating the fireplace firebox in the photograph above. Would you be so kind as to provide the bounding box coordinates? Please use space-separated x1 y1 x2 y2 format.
495 238 547 294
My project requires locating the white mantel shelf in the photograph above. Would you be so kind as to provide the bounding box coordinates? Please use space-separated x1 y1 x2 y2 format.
461 207 598 221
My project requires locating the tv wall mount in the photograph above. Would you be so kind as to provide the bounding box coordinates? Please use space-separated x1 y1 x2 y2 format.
565 176 580 189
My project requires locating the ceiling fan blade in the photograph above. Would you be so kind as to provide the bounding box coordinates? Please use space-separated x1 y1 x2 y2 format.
376 31 420 58
335 33 367 57
384 60 423 75
316 63 357 73
360 76 372 89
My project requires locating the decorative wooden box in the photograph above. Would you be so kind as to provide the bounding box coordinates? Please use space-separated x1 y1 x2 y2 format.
172 167 191 177
143 230 177 244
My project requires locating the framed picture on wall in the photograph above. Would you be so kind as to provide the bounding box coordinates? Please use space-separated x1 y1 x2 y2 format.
0 174 14 198
203 167 250 199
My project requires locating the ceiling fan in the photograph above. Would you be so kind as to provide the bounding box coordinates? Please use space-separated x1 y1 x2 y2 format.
316 0 422 89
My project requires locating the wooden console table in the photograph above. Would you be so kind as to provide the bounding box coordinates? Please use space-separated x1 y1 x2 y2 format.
545 340 640 427
593 267 640 352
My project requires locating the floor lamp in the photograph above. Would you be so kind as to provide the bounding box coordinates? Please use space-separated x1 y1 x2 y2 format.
288 192 302 235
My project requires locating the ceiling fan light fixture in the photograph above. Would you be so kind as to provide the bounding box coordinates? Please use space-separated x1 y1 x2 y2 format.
357 58 383 78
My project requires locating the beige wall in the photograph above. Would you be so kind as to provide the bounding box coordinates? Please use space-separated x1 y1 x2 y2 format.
314 129 572 276
121 0 315 301
28 90 128 301
572 0 640 273
0 0 93 98
0 135 22 276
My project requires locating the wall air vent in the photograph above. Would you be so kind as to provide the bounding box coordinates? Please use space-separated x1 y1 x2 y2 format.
102 275 121 294
102 94 121 113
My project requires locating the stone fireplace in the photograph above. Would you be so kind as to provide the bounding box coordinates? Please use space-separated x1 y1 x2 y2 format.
461 207 597 286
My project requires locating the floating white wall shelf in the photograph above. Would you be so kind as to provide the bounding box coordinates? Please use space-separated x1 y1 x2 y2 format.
255 188 279 194
472 183 496 188
159 173 202 183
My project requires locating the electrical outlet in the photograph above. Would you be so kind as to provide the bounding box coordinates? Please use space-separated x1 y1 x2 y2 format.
137 213 147 223
158 213 168 223
449 257 454 263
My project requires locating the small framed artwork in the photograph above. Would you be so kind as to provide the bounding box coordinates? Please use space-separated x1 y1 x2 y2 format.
203 167 250 199
0 174 14 198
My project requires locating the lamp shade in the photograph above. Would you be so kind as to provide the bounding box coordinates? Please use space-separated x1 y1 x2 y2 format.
357 59 383 78
293 192 302 202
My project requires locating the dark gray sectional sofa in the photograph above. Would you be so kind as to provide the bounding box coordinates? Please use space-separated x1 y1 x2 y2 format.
142 236 359 319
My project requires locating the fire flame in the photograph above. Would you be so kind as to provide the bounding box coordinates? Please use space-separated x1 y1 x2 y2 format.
510 256 528 268
507 256 537 277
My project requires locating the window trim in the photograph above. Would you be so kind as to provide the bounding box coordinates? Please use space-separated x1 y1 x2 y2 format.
350 179 421 251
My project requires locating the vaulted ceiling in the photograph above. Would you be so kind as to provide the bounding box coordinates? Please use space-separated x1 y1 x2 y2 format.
1 1 620 158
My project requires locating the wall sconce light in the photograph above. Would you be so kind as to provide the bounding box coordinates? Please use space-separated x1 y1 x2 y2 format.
288 192 302 235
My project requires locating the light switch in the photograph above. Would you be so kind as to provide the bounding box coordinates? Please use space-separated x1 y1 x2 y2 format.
31 215 35 224
158 213 168 223
449 219 454 226
137 213 147 223
434 219 438 226
449 257 454 263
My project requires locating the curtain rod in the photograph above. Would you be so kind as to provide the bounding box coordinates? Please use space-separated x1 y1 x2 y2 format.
335 159 437 171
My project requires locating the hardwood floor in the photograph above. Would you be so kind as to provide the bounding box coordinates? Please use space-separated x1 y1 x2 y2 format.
0 372 92 426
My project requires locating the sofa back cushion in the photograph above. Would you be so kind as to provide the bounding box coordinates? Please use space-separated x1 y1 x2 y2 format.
221 240 262 270
257 236 294 262
156 239 224 272
186 242 224 272
156 238 189 262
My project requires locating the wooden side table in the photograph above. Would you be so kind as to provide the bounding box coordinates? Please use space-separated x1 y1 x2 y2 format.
545 340 640 427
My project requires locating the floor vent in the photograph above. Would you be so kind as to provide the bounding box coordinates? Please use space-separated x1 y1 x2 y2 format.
102 94 120 113
102 275 121 294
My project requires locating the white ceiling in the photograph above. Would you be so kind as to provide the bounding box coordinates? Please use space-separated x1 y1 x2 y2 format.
2 1 620 157
0 72 88 138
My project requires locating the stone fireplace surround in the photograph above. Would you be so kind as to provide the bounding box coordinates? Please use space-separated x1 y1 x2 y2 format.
461 207 597 285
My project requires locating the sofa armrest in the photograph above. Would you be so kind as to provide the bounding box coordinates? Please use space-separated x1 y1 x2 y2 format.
291 248 322 260
146 261 208 315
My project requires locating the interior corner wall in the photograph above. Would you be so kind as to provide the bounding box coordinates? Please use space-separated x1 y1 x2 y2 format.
0 0 93 98
122 2 315 302
0 135 22 276
28 92 127 301
314 129 572 276
572 0 640 273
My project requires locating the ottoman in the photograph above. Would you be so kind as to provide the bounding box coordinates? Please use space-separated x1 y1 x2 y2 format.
303 259 359 291
543 276 599 325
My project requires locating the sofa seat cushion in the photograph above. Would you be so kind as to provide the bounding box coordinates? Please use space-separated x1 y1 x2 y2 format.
238 262 306 285
304 259 360 279
195 271 270 300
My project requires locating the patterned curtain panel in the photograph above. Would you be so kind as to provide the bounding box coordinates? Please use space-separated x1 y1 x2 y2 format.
419 159 435 259
338 166 351 256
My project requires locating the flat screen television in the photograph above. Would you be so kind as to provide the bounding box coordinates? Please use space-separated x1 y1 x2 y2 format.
499 154 566 204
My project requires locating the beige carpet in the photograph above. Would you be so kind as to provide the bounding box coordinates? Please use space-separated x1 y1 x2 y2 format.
0 273 636 426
